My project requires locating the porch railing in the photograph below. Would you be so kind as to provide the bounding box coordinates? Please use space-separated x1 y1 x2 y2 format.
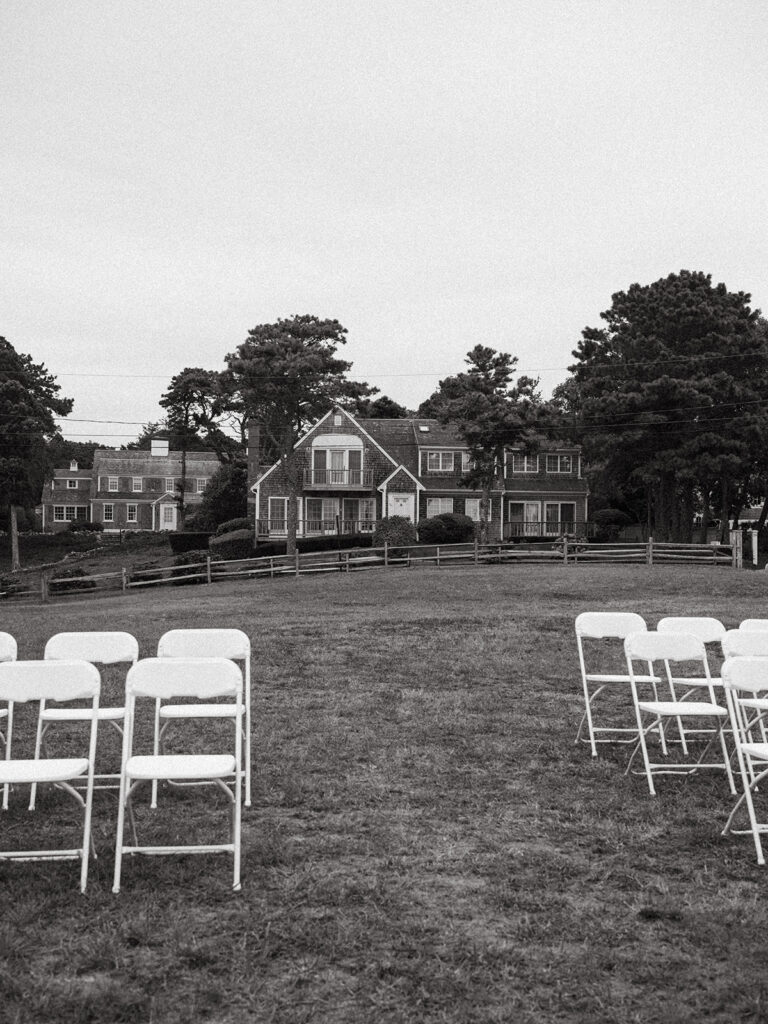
303 469 373 488
258 518 375 537
503 520 595 540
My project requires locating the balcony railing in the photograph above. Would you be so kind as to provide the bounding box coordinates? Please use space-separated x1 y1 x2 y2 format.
258 518 376 537
303 469 373 488
503 520 594 540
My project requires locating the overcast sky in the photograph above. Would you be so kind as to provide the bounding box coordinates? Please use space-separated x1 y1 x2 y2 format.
3 1 767 445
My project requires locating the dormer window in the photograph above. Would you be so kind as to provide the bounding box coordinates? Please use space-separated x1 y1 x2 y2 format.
69 460 78 471
66 479 78 489
511 454 539 474
546 454 572 474
424 451 454 473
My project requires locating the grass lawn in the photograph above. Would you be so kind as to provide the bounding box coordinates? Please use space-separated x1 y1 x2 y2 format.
1 563 768 1023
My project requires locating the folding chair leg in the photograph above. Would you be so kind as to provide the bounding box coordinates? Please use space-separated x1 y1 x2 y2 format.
244 718 251 808
28 719 48 812
150 699 161 809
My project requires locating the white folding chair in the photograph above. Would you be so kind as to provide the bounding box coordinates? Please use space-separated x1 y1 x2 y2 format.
154 629 251 807
722 630 768 659
575 612 660 757
657 617 727 746
740 619 768 632
624 630 735 796
722 656 768 864
29 631 139 808
0 660 100 892
0 633 17 754
113 657 242 893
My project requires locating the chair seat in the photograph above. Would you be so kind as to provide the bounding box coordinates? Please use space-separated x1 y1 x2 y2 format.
126 754 236 780
638 700 727 717
742 742 768 762
668 676 723 687
40 706 125 722
0 758 89 784
159 704 243 719
586 673 660 684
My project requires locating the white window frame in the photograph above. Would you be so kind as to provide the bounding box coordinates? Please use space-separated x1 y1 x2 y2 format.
545 454 572 474
66 479 78 489
126 503 138 524
425 451 455 473
165 478 175 493
108 477 118 492
268 497 289 535
511 454 539 474
53 506 65 522
132 477 142 492
162 504 175 525
103 504 114 523
426 497 454 517
196 478 207 493
544 501 577 535
54 505 88 523
461 452 473 473
464 498 481 522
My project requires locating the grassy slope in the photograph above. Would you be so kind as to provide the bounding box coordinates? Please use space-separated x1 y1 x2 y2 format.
1 564 768 1023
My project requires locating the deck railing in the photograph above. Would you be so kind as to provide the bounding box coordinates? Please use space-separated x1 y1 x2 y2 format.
303 469 373 487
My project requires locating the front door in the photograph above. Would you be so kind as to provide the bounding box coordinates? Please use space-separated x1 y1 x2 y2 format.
388 493 415 523
160 503 177 531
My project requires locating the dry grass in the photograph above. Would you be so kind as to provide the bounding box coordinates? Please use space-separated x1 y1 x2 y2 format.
1 564 768 1023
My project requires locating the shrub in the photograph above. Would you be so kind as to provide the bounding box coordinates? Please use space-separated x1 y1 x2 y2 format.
418 513 474 545
69 520 104 533
253 534 375 557
170 550 223 586
210 529 255 561
168 532 211 554
372 516 417 548
215 517 252 537
49 567 97 593
0 574 24 597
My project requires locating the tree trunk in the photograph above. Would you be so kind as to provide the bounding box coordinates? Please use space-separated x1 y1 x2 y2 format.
699 486 712 544
178 444 188 529
479 485 491 545
719 477 730 544
284 448 300 557
10 505 20 572
680 481 694 543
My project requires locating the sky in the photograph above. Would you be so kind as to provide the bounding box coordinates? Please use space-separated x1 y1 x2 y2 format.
3 0 767 445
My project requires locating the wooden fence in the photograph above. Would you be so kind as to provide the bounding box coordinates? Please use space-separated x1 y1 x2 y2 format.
3 533 741 604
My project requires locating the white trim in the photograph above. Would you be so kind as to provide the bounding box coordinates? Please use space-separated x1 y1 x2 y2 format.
377 464 424 492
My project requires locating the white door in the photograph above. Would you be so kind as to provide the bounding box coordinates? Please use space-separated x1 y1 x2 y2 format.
160 503 177 531
388 493 415 522
523 501 540 536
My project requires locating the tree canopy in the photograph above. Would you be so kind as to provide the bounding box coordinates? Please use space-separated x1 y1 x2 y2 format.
0 337 72 568
420 345 543 541
226 315 374 552
566 271 768 541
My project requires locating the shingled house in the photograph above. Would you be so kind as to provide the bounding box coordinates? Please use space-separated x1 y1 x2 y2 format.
249 407 589 541
41 441 220 532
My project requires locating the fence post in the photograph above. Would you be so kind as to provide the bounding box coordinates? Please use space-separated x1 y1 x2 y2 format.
295 549 300 578
752 529 759 568
122 568 127 593
647 536 654 566
436 546 440 568
345 552 350 573
41 573 48 603
270 557 274 579
563 536 568 565
384 541 389 569
206 556 212 584
730 529 743 569
474 537 478 565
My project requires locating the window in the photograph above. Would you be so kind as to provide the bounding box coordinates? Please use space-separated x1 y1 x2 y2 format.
464 498 481 522
196 479 207 493
268 497 288 535
461 452 473 473
546 454 572 474
103 504 114 523
511 454 538 473
108 477 118 492
165 478 175 492
341 497 375 532
162 505 175 525
132 477 142 492
53 506 87 523
544 502 577 535
426 497 453 517
127 504 138 523
333 413 342 426
425 451 454 473
66 479 78 489
311 446 363 485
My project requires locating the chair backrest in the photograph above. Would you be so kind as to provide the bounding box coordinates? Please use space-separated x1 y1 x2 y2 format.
625 630 706 665
157 629 250 661
722 630 768 659
657 617 725 644
45 631 139 665
739 619 768 632
575 612 647 640
722 656 768 697
0 660 100 703
0 633 17 662
126 657 242 701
